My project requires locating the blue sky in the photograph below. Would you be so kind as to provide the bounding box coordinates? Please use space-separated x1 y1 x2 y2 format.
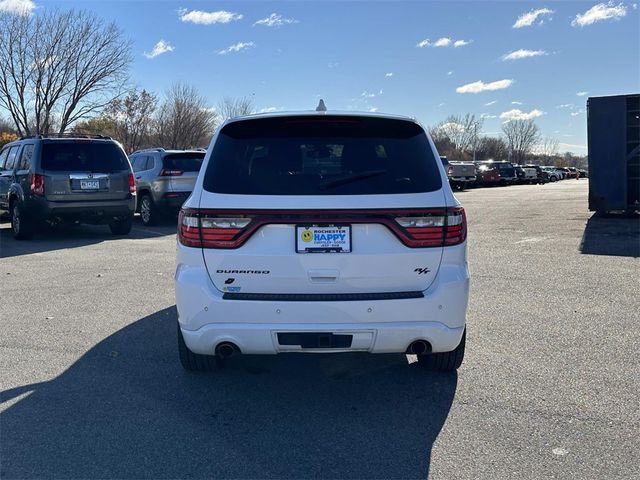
4 0 640 153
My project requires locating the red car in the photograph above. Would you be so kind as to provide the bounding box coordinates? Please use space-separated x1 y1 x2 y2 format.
474 163 501 186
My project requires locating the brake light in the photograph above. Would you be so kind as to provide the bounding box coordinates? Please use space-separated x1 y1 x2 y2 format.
178 207 467 249
394 207 466 247
447 166 454 175
160 169 183 176
128 172 136 194
179 210 253 248
31 173 44 196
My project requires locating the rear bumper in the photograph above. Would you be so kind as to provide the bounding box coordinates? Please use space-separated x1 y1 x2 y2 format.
156 192 190 210
175 243 470 355
30 197 135 222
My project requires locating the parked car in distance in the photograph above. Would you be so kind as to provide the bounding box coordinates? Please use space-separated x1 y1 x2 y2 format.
474 162 502 186
440 156 476 190
175 109 469 372
0 134 135 239
129 148 206 226
542 167 562 182
522 164 549 184
513 165 538 184
578 169 588 178
476 160 516 186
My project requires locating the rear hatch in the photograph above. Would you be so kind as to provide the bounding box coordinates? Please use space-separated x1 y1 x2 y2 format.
42 140 131 201
450 162 475 178
162 152 205 193
195 115 453 295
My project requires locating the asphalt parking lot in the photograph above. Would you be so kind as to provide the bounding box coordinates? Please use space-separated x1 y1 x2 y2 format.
1 180 638 479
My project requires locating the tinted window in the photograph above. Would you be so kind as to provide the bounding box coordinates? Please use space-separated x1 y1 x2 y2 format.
0 148 9 169
18 144 34 170
163 153 204 172
4 146 21 171
203 116 441 195
41 142 129 172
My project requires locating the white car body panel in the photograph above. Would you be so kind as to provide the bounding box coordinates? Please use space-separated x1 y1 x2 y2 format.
175 110 469 356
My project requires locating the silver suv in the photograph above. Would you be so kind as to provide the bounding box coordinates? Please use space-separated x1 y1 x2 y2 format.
129 148 206 225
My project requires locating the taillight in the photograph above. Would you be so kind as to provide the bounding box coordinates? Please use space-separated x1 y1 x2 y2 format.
160 169 183 176
178 207 467 249
447 166 454 175
178 210 253 248
128 173 136 194
31 173 44 196
394 207 466 247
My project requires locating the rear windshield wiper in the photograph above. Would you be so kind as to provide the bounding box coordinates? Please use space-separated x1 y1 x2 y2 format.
319 169 387 190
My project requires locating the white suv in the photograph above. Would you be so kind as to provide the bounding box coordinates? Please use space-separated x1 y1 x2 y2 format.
175 110 469 371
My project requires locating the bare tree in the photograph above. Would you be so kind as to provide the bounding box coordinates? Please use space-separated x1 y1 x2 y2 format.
501 119 540 164
432 114 483 154
104 88 157 152
0 9 131 136
0 116 15 133
537 137 559 157
476 136 508 161
156 83 216 149
216 96 254 123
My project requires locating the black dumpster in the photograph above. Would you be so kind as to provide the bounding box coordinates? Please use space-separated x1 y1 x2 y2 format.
587 94 640 213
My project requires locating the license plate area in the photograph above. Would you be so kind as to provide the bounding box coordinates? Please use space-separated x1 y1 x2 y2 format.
80 180 100 190
296 224 351 253
277 332 353 349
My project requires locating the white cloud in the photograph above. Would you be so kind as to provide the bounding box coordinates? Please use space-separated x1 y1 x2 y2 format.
559 142 587 152
217 41 255 55
481 113 497 119
501 49 547 61
484 100 497 106
368 107 378 112
433 37 452 47
576 91 588 96
0 0 35 15
143 40 174 59
511 101 523 105
385 72 394 77
500 108 545 121
179 9 242 25
456 79 514 94
447 71 453 76
253 13 297 27
557 103 575 108
571 109 586 116
416 37 471 48
572 2 626 26
513 8 554 28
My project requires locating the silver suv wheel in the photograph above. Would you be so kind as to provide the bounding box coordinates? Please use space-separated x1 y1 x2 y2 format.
140 196 152 224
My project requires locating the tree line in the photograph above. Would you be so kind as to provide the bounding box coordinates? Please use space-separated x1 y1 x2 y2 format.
429 114 586 168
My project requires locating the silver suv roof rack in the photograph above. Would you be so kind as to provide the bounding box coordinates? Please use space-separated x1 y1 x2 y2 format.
19 133 112 140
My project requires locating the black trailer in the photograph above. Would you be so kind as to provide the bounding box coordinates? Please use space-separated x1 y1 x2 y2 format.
587 94 640 213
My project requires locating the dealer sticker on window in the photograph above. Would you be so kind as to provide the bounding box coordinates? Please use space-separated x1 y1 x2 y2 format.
296 225 351 253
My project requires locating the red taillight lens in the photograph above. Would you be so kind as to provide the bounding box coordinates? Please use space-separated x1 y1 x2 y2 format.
178 210 253 248
394 207 466 247
128 173 136 194
160 169 183 176
31 173 44 196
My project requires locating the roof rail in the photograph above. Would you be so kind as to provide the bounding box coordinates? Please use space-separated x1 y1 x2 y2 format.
130 147 165 155
19 133 112 140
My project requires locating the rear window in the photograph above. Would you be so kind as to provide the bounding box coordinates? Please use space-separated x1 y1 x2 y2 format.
203 116 442 195
41 142 129 172
162 153 205 172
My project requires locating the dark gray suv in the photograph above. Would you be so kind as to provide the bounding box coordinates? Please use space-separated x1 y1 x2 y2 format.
0 134 136 239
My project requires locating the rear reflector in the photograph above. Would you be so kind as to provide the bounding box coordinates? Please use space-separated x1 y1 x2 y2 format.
178 207 467 249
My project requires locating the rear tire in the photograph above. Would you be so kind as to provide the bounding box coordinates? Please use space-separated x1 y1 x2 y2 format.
417 329 466 371
177 323 220 372
139 194 159 226
11 200 35 240
109 215 133 235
